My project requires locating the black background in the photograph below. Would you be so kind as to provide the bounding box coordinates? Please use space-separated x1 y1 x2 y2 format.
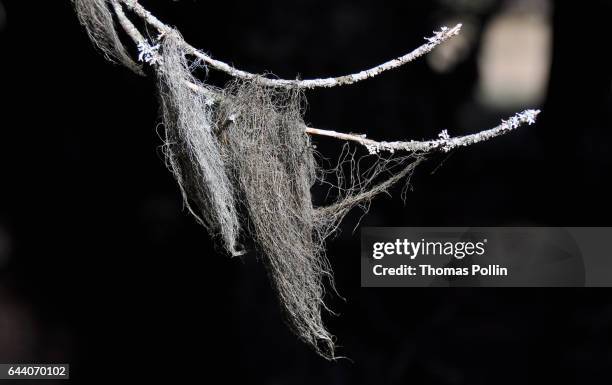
1 0 611 384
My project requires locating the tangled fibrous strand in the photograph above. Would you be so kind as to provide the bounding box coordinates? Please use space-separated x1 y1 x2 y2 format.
158 33 244 257
217 82 335 356
72 0 142 74
215 81 424 358
315 147 424 238
71 0 541 360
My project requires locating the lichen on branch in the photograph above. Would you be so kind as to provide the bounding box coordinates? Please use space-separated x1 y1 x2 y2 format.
71 0 541 360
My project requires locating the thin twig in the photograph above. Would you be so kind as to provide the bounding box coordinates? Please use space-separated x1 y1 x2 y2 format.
305 110 540 154
111 0 146 45
119 0 461 89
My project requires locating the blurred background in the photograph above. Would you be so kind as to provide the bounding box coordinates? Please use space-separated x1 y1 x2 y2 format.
0 0 611 383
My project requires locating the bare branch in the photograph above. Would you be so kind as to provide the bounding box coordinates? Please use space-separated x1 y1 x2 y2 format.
305 110 541 154
111 1 149 51
119 0 461 89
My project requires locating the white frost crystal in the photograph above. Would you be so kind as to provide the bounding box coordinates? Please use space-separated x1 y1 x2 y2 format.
502 109 541 130
137 41 161 64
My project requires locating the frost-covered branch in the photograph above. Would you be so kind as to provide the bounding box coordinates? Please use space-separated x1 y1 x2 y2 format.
305 110 541 154
110 1 537 155
118 0 461 89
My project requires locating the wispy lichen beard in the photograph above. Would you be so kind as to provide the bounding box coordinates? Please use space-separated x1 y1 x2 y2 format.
158 33 244 257
217 82 336 358
155 32 421 360
156 32 336 357
72 0 142 74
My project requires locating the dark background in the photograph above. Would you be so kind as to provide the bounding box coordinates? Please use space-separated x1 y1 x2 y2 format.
1 0 611 384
